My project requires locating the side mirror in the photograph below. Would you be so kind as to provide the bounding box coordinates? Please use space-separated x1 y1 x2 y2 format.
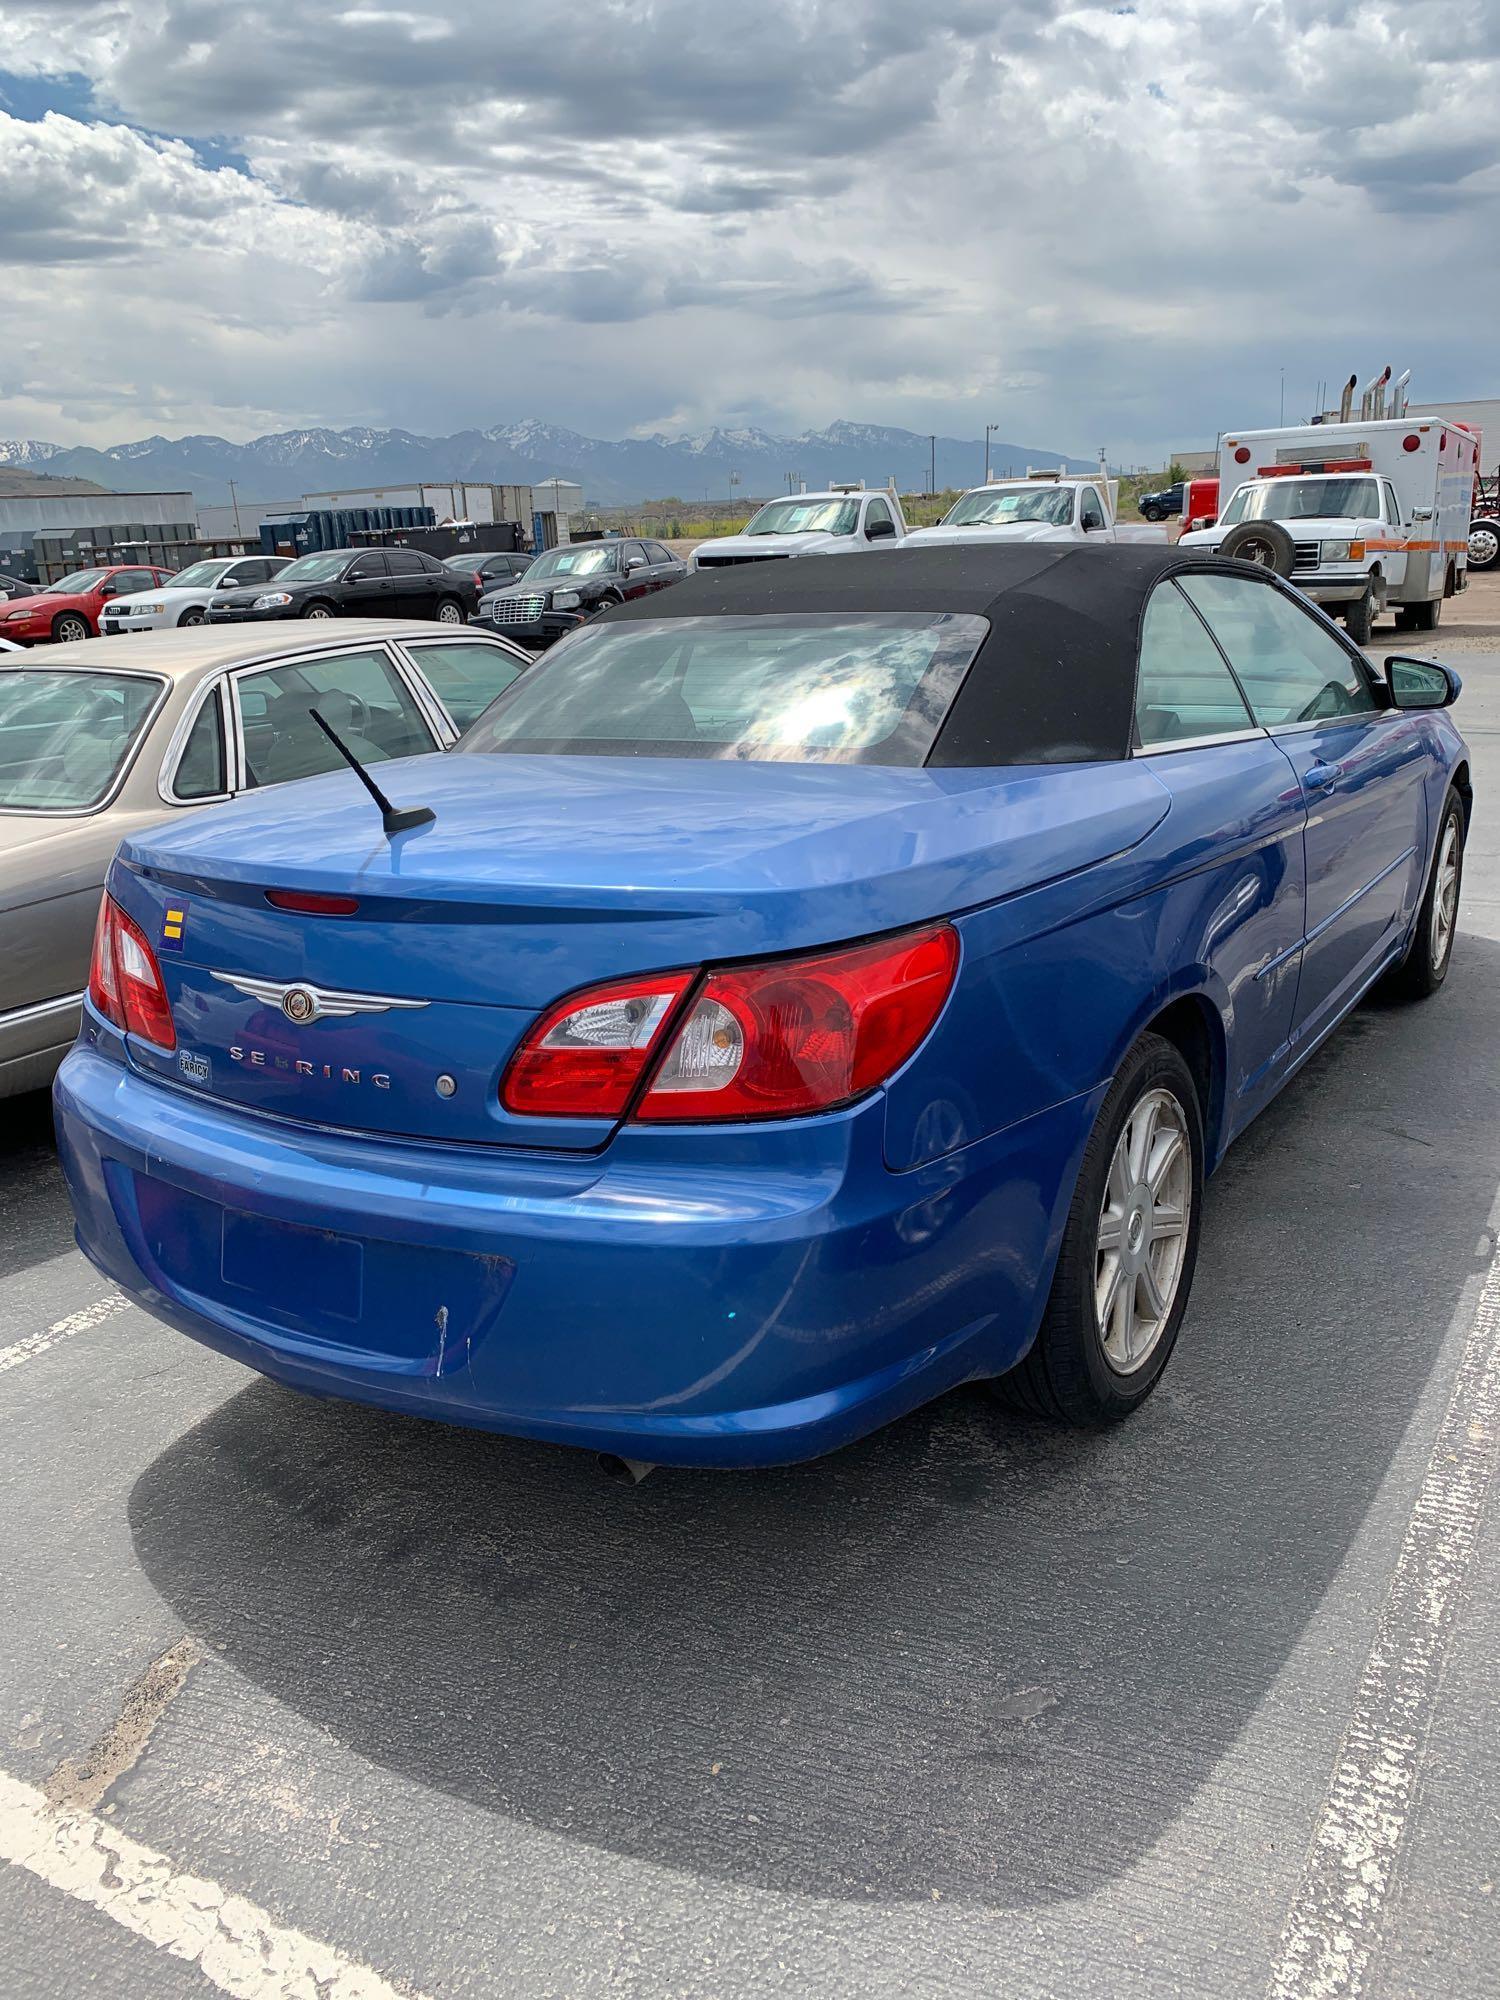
625 555 646 571
1384 655 1460 710
865 517 897 540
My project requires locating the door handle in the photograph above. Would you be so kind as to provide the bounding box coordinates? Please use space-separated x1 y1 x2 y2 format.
1304 762 1340 794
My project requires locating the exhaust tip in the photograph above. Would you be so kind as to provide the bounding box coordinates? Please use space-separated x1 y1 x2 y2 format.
597 1452 655 1485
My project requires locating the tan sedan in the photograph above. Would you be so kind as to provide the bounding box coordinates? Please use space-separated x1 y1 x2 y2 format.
0 620 529 1097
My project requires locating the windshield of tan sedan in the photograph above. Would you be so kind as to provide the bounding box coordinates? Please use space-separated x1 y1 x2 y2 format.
943 487 1074 526
1219 478 1381 524
457 612 987 765
743 499 860 536
0 670 164 810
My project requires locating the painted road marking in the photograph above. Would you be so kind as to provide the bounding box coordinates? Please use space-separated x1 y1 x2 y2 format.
0 1292 130 1376
0 1766 431 2000
1267 1247 1500 1998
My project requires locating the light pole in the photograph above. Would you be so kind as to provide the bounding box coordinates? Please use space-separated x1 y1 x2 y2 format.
929 435 936 497
984 423 997 484
228 479 242 536
1279 367 1285 424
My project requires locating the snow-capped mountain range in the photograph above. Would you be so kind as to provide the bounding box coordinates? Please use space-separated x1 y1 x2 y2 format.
0 419 1093 508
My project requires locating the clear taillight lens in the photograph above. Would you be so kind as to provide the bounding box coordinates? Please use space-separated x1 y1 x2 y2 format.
88 894 176 1049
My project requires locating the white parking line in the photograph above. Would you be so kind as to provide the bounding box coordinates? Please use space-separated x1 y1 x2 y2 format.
0 1767 431 2000
0 1292 130 1376
1267 1247 1500 1998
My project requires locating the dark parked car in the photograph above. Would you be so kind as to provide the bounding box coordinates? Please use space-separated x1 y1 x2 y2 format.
205 548 478 626
476 539 686 649
1139 482 1185 524
444 550 533 596
0 572 39 603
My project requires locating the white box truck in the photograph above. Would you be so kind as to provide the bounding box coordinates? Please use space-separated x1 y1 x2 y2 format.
1180 412 1479 640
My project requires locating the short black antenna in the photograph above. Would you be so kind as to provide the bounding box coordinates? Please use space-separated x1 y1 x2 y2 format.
309 707 435 836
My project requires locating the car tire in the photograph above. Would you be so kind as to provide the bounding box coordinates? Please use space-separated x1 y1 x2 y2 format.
994 1031 1204 1425
52 612 90 644
176 607 205 627
302 601 335 619
435 598 465 624
1344 585 1375 646
1141 504 1161 523
1384 788 1464 1002
1219 519 1297 577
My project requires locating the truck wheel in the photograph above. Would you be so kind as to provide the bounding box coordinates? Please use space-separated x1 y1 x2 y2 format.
1468 520 1500 572
1404 597 1441 633
1344 586 1375 645
1219 519 1297 577
1140 504 1161 523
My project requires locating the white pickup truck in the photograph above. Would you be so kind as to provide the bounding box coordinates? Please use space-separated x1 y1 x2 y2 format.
693 486 907 569
910 474 1119 547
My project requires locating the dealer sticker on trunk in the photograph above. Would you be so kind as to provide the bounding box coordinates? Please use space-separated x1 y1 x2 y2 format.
178 1050 211 1085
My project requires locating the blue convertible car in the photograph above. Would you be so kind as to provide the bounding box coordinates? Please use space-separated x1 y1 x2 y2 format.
55 547 1468 1468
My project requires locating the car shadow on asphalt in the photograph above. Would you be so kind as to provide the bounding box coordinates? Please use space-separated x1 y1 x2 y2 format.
0 1088 75 1282
127 937 1500 1910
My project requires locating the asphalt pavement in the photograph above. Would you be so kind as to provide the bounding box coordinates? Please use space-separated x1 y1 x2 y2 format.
1 637 1498 1998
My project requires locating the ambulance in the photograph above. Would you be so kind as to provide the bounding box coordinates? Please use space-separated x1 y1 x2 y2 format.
1180 380 1479 641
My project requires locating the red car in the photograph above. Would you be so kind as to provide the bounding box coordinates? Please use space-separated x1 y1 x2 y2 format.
0 563 175 646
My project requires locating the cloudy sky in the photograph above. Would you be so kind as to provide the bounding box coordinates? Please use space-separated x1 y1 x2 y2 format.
0 0 1496 462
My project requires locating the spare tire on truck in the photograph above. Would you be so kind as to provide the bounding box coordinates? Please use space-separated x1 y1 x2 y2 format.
1219 519 1297 577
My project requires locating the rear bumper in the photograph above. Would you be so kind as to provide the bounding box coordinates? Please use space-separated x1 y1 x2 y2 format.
53 1043 1095 1466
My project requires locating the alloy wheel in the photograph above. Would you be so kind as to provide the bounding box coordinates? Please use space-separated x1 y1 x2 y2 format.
1095 1087 1193 1373
1431 817 1461 970
437 602 463 623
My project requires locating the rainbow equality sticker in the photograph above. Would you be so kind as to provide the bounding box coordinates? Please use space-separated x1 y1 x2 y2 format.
160 906 185 952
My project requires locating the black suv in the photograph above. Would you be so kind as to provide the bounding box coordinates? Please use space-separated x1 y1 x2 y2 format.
206 547 479 625
476 538 686 649
1138 482 1184 523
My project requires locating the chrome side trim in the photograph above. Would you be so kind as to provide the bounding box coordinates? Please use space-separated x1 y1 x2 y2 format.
1 988 86 1029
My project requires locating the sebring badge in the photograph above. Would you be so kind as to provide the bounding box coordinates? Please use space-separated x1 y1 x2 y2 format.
210 971 429 1024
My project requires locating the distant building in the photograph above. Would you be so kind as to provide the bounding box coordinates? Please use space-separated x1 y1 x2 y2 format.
1404 399 1497 455
1169 449 1219 475
531 477 584 547
0 489 196 582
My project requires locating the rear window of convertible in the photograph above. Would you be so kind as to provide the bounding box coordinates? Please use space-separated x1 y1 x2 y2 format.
456 613 988 766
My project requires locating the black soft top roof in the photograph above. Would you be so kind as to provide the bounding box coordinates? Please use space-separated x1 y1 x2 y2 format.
609 543 1245 765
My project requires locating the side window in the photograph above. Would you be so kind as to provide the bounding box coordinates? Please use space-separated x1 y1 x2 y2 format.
1080 489 1106 531
1135 583 1255 748
173 686 228 799
114 570 154 592
625 541 651 568
1384 482 1403 525
865 498 893 533
1179 574 1377 726
647 543 675 565
405 640 525 729
346 553 388 582
235 647 436 788
385 549 424 575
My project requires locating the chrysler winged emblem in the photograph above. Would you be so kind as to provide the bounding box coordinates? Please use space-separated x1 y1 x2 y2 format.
210 971 430 1025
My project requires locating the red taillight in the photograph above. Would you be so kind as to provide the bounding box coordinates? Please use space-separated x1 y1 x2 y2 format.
500 970 696 1118
637 925 959 1122
500 925 959 1124
265 889 360 915
88 894 176 1049
1234 446 1251 464
1401 433 1420 452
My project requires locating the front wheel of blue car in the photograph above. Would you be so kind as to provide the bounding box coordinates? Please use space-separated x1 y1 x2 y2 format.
998 1032 1205 1425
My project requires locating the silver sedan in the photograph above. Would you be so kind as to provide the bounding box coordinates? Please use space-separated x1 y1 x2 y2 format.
0 619 529 1097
